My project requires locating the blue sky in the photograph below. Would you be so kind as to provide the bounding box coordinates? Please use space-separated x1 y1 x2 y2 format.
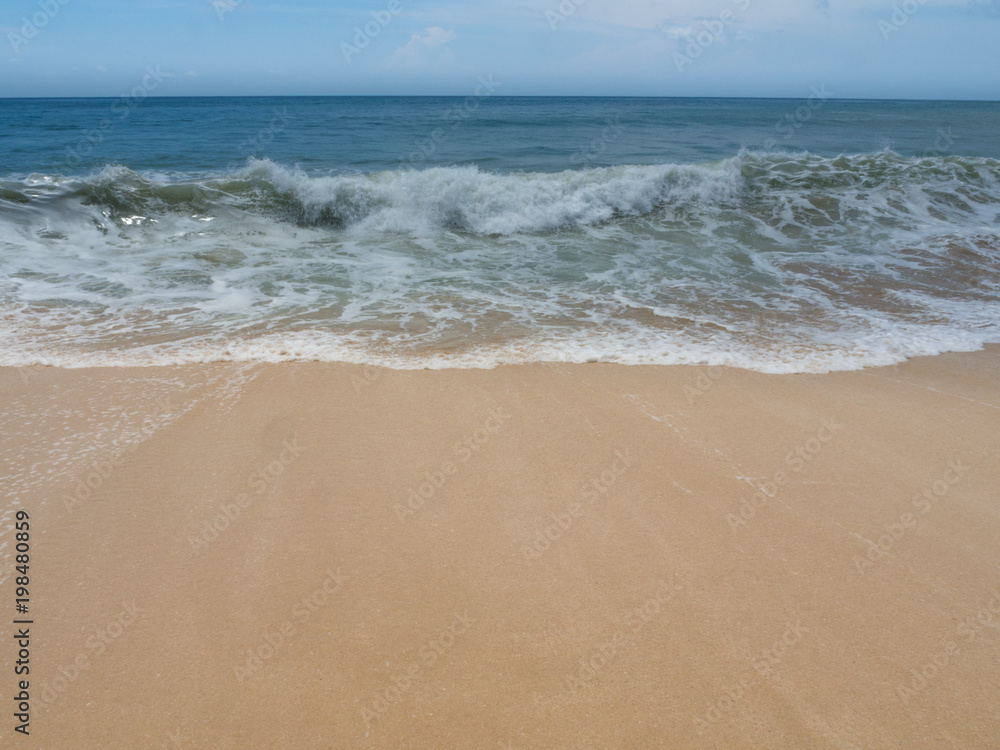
1 0 998 99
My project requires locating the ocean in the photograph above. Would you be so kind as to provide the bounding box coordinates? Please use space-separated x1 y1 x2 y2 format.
1 96 999 372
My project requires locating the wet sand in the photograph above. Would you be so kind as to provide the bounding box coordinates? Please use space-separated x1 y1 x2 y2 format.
1 348 999 748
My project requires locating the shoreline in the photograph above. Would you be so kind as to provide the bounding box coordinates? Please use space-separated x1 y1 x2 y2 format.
2 347 999 747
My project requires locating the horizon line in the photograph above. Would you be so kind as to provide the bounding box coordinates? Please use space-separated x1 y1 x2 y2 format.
2 94 999 104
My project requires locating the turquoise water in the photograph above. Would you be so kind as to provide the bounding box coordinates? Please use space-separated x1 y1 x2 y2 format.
1 97 999 371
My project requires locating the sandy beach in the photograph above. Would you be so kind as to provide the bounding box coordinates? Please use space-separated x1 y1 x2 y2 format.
2 349 999 748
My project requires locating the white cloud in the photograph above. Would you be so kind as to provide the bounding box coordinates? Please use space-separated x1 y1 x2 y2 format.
539 0 977 37
388 26 457 70
663 25 693 39
402 26 455 51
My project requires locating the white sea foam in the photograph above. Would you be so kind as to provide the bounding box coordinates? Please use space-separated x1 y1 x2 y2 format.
1 152 999 373
230 157 746 234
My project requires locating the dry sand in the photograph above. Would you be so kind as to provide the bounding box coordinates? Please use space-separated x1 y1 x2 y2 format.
2 348 999 748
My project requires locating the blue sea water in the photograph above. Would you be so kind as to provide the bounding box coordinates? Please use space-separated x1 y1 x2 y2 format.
1 96 999 371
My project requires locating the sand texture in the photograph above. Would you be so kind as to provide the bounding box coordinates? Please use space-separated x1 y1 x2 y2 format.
2 349 1000 748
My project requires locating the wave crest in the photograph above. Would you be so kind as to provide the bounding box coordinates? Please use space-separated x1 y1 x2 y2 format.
4 151 999 238
217 158 744 234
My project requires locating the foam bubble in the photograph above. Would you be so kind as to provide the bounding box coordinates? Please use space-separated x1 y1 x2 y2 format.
1 152 999 373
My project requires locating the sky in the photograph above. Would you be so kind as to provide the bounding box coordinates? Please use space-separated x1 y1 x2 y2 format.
1 0 998 99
